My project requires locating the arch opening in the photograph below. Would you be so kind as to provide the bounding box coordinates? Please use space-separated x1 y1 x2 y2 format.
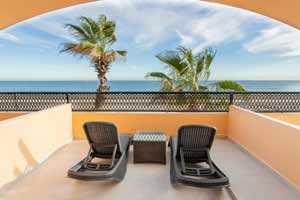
1 0 300 30
0 0 300 91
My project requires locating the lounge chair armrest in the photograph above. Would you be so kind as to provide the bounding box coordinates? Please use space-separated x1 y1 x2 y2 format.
83 144 118 171
180 147 216 176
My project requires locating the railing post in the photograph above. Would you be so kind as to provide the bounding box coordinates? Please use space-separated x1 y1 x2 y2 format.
229 93 234 105
14 93 18 111
66 93 70 103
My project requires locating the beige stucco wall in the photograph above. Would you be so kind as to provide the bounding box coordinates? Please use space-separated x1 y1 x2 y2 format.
0 104 72 189
228 105 300 188
264 113 300 127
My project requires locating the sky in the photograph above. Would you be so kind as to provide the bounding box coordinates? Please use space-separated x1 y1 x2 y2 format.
0 0 300 81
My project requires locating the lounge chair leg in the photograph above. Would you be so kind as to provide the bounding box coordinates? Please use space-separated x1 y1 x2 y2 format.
225 186 238 200
83 147 93 168
170 165 176 184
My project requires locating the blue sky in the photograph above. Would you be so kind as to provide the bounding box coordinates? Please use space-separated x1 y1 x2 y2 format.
0 0 300 81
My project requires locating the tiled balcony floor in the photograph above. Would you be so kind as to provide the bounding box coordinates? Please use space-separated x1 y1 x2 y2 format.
0 139 299 200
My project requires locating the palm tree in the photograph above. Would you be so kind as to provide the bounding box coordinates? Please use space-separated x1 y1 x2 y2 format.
146 46 245 92
61 15 126 92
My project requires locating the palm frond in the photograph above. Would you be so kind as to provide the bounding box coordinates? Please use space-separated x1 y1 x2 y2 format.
204 47 217 69
103 21 116 42
177 46 194 70
98 15 107 26
203 70 211 81
215 81 246 92
115 50 127 57
198 85 209 91
195 53 205 76
78 16 99 42
145 72 174 91
80 16 99 34
97 15 116 44
112 50 127 62
90 45 105 61
156 51 188 75
196 47 216 81
65 24 89 41
60 43 91 58
145 72 172 81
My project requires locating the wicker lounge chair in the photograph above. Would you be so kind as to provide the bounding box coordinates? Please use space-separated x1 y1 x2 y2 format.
68 122 132 181
169 125 230 188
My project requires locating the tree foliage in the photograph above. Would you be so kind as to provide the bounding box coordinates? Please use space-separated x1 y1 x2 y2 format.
61 15 126 92
147 46 245 92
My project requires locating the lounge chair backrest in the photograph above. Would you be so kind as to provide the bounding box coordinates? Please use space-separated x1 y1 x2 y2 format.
176 125 216 160
83 122 123 155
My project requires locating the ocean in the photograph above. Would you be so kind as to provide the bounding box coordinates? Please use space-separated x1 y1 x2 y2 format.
0 80 300 92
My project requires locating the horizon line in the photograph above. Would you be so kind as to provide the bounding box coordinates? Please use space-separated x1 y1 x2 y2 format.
0 79 300 81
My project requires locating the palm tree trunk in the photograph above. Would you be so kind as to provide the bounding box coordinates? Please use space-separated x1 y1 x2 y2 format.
94 61 109 109
97 74 107 92
97 61 109 92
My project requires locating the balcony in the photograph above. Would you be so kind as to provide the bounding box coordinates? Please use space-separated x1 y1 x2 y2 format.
0 92 300 200
1 139 299 200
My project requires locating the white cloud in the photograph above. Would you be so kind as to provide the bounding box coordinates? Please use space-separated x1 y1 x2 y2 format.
243 24 300 57
0 31 20 42
176 8 253 52
0 8 76 48
25 17 75 42
86 0 262 51
0 28 56 49
3 0 259 51
1 0 299 56
176 31 194 46
100 0 268 52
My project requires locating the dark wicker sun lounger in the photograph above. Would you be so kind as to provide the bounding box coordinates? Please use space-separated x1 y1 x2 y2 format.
68 122 132 181
169 125 230 188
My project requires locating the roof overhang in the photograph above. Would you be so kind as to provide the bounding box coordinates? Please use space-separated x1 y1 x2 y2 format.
0 0 299 29
0 0 94 29
204 0 300 29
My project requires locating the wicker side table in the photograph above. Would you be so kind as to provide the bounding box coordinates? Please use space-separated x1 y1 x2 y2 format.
133 131 166 164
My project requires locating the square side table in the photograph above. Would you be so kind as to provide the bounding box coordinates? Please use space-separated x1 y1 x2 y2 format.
133 131 166 164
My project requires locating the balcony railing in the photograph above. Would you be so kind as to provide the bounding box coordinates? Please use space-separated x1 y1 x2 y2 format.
0 92 300 112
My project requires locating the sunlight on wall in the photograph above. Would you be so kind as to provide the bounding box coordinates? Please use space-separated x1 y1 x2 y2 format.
228 106 300 187
0 104 72 189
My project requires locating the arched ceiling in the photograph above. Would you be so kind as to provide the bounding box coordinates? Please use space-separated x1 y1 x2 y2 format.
0 0 94 29
204 0 300 29
0 0 299 30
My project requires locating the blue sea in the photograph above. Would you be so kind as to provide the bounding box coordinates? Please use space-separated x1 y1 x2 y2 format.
0 80 300 92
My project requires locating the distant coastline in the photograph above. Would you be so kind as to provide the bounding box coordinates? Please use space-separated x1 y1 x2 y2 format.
0 80 300 92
